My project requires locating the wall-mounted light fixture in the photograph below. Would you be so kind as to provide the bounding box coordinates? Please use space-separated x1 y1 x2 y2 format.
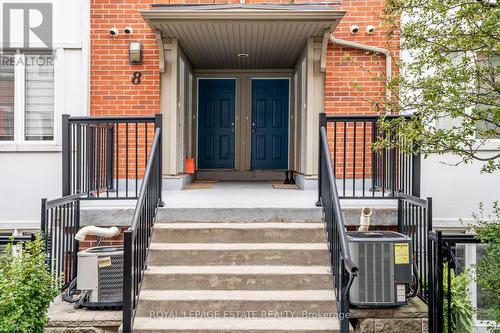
129 41 142 65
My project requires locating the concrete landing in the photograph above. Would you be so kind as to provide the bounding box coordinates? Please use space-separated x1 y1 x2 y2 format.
80 181 397 226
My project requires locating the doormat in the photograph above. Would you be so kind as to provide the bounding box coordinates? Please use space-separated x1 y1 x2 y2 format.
193 179 219 183
271 181 299 190
184 181 215 190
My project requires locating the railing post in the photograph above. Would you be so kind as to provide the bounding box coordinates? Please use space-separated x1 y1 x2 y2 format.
106 126 114 191
427 197 433 231
411 152 421 197
73 199 80 281
316 112 327 207
435 231 444 333
428 232 435 333
340 262 350 332
371 120 378 192
62 114 71 196
397 197 403 233
122 230 133 333
155 114 164 207
40 198 48 264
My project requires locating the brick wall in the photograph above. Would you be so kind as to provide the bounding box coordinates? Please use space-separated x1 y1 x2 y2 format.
325 1 399 179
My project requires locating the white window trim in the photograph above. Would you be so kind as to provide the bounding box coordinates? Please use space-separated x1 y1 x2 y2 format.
0 48 62 151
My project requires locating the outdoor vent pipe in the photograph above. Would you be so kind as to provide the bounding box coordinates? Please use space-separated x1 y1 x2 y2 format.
75 226 120 241
358 207 373 232
329 35 392 101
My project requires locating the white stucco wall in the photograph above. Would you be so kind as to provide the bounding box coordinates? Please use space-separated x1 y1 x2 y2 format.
421 152 500 229
0 0 89 229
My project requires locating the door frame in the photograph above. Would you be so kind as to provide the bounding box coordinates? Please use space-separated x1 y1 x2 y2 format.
249 77 291 171
196 77 238 170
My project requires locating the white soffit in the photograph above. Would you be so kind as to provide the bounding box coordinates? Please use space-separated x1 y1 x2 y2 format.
141 4 345 69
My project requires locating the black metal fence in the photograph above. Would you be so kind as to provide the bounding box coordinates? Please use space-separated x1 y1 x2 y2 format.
428 232 480 333
317 113 358 333
62 114 161 199
325 115 420 198
0 235 35 250
397 193 432 302
40 194 81 289
122 127 163 332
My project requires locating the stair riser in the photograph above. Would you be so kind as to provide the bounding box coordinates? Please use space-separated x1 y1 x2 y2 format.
136 300 337 318
148 249 330 266
156 208 323 223
152 228 326 243
142 274 333 290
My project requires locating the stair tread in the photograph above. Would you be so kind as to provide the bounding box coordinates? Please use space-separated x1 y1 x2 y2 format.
150 243 328 250
139 290 336 301
145 265 331 275
154 222 325 229
133 318 340 330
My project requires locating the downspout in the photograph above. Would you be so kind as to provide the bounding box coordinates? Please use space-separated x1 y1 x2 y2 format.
329 35 392 101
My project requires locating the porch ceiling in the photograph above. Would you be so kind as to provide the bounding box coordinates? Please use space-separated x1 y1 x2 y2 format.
140 4 345 69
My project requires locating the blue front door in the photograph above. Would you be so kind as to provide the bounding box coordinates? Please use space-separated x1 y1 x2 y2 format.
198 79 236 169
251 79 289 170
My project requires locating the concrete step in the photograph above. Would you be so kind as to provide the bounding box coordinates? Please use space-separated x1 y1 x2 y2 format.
132 317 340 332
135 290 337 318
142 266 333 290
156 208 323 223
152 223 326 243
147 243 330 266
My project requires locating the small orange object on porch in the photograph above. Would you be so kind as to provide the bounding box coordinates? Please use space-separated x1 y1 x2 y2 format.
185 158 195 174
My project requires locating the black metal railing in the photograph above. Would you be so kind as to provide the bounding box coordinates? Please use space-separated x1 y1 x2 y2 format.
122 126 163 332
325 115 420 198
0 234 36 250
428 232 480 333
40 194 81 289
317 113 358 333
62 114 161 199
397 193 432 302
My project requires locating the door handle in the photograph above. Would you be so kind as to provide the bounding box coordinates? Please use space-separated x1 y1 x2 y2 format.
231 122 234 133
251 122 255 133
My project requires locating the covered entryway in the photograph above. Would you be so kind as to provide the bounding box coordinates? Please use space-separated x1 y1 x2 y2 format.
141 4 345 188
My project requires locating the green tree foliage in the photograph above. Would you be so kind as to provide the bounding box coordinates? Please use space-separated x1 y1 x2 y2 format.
0 235 59 333
472 202 500 331
378 0 500 172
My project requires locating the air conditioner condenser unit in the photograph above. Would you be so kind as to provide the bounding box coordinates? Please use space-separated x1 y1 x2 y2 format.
77 246 123 309
347 231 413 307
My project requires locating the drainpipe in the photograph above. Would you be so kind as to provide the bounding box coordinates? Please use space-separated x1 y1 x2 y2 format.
75 226 120 241
329 35 392 101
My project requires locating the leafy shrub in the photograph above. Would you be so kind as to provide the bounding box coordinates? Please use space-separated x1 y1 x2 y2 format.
443 264 474 333
472 202 500 332
0 234 59 333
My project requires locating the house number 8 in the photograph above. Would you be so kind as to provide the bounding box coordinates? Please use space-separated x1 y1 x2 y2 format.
132 71 141 85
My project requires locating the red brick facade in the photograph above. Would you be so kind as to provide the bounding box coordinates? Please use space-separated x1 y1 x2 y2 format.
90 0 397 117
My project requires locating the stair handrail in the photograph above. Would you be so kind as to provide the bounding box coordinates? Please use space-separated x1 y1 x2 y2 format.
317 113 358 333
319 125 358 274
122 124 163 333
